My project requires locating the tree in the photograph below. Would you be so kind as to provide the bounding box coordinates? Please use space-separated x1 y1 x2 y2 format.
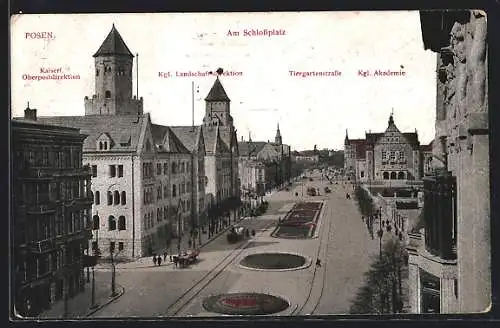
349 239 408 314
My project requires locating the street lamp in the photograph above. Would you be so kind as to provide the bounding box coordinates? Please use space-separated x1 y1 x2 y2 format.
109 245 120 297
377 210 384 260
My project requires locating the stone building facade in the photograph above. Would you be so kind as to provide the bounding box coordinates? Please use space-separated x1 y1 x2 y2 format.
238 125 292 197
12 112 92 317
24 25 202 259
407 10 489 313
200 77 241 223
344 115 431 183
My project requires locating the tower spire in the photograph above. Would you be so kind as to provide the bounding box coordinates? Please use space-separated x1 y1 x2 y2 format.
275 122 282 145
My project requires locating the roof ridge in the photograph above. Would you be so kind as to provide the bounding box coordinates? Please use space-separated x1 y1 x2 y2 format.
93 24 134 57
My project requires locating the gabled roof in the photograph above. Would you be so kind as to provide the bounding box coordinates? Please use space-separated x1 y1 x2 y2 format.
205 77 230 102
402 132 419 146
29 114 145 151
150 124 190 153
93 24 134 58
202 126 231 155
170 126 201 153
238 141 267 157
419 139 433 152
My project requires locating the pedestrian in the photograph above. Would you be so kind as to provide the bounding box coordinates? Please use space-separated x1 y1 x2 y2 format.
163 252 167 262
157 256 162 266
153 255 157 266
174 257 178 268
361 215 364 222
316 258 322 267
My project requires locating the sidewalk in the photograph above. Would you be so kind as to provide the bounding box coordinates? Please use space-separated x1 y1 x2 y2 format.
38 278 124 319
96 216 247 270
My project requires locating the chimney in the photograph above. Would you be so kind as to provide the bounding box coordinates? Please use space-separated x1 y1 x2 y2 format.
24 102 37 121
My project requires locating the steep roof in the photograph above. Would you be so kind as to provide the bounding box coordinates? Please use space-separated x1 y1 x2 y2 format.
150 124 190 153
365 133 383 144
202 126 231 155
402 133 419 146
238 141 267 157
205 77 230 102
93 24 134 58
30 114 145 151
419 140 434 152
169 126 201 153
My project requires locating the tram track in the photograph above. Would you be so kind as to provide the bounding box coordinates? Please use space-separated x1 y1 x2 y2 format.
164 220 277 317
291 193 335 316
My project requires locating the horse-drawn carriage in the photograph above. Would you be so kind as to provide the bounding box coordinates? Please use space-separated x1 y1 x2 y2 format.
173 249 200 268
227 226 250 243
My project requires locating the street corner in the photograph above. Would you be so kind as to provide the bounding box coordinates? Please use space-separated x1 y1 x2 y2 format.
86 284 125 317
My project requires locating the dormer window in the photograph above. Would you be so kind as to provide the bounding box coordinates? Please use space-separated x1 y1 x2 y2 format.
145 140 152 152
105 91 111 98
96 133 113 151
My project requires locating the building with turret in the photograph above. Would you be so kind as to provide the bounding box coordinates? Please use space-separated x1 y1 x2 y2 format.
84 24 143 116
16 25 204 259
344 114 432 184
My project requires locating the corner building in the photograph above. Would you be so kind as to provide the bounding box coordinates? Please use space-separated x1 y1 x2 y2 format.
407 10 489 313
32 25 201 259
12 111 92 317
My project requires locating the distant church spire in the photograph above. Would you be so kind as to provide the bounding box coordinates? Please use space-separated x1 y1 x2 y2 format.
275 123 282 145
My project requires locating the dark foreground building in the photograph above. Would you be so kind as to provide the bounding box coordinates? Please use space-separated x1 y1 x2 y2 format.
407 10 489 313
11 107 93 317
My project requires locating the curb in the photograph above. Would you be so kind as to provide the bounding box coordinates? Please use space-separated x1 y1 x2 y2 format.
85 284 125 317
238 252 312 272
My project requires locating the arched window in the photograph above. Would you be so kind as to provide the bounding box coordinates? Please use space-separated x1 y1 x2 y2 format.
390 172 397 180
95 191 100 205
96 69 99 76
121 191 126 205
99 142 103 150
118 216 126 230
172 184 177 197
171 162 177 174
92 215 100 230
157 208 160 222
144 214 148 229
398 172 405 180
114 191 120 205
104 142 108 150
107 191 113 205
383 172 389 180
108 216 116 230
145 140 151 152
164 206 168 220
105 90 111 98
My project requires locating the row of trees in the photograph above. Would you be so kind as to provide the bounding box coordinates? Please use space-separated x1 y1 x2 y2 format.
354 186 376 216
349 239 408 314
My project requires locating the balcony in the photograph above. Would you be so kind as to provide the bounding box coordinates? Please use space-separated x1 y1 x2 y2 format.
26 203 57 215
64 195 94 208
29 238 57 254
19 166 91 179
53 229 92 245
19 168 54 180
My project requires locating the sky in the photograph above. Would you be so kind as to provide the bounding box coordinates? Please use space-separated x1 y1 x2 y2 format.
11 11 437 151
